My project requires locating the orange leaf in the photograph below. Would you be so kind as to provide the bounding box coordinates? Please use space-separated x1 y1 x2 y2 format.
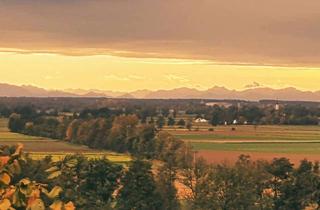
0 173 11 185
0 156 10 166
3 188 15 199
50 201 63 210
64 201 76 210
13 143 24 156
0 198 11 210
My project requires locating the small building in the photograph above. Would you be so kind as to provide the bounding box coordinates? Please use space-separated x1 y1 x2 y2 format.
195 118 208 123
205 102 233 108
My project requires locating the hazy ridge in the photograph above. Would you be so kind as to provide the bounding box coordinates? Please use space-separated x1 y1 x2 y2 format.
1 83 320 101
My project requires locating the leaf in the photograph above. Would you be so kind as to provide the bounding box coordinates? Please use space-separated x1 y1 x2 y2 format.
7 160 21 175
3 187 16 199
45 186 63 199
12 144 23 157
49 201 63 210
19 178 31 186
12 189 26 207
64 202 76 210
27 198 45 210
0 156 10 166
45 166 59 173
47 171 62 180
0 198 11 210
65 159 78 168
0 173 11 185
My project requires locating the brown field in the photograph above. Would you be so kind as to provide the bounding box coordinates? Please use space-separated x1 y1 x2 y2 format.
197 151 320 166
168 124 320 165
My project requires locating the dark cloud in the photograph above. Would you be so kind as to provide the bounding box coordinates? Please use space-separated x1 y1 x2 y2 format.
245 82 262 89
1 0 320 66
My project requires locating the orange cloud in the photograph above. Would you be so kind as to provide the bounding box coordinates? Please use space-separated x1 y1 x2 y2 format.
1 0 320 66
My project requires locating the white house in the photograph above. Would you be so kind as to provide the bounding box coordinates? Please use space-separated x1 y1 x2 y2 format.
195 118 208 123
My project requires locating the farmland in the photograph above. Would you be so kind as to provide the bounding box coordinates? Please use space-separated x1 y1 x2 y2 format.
0 118 131 163
167 124 320 164
2 114 320 164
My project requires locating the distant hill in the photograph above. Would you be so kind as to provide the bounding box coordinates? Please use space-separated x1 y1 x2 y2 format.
141 86 320 101
81 91 109 98
0 83 77 97
66 88 125 98
1 83 320 101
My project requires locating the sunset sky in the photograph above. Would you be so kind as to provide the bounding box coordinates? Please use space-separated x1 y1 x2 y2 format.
1 0 320 91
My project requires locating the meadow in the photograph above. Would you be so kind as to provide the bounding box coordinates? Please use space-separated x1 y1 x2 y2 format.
0 118 131 163
167 124 320 164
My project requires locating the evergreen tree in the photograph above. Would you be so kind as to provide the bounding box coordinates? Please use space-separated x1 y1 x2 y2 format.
167 117 176 126
156 163 179 210
116 159 163 210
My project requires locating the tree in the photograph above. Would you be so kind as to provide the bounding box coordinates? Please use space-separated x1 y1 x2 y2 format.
156 163 179 210
186 119 193 131
116 159 163 210
156 116 165 130
0 144 74 210
177 119 186 127
47 155 123 209
277 159 317 210
106 115 139 152
167 117 175 127
265 158 294 210
131 125 157 158
77 159 123 209
210 105 224 126
8 113 25 132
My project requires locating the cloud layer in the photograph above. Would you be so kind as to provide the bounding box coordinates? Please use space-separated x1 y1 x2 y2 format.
1 0 320 66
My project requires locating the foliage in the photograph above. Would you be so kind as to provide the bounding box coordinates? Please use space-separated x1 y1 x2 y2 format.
182 155 320 210
156 116 165 129
167 117 176 126
0 144 74 210
116 159 163 210
156 163 179 210
46 155 123 210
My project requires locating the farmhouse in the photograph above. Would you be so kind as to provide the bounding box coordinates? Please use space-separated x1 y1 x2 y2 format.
205 102 233 108
195 118 208 123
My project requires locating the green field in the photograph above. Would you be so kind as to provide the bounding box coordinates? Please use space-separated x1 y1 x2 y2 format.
0 118 131 163
191 142 320 154
169 124 320 154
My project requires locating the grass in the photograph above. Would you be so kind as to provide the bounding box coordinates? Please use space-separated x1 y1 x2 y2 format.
29 152 132 163
0 118 131 163
170 124 320 142
175 134 320 141
167 124 320 154
191 142 320 154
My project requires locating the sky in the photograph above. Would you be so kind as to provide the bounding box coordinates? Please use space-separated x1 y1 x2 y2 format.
1 0 320 91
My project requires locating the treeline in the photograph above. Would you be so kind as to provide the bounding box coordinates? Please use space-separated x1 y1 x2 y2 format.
181 155 320 210
2 100 320 127
8 108 192 167
3 145 320 210
65 115 191 166
205 104 320 125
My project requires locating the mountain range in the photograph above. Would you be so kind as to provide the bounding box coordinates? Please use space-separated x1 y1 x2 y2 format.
1 83 320 101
